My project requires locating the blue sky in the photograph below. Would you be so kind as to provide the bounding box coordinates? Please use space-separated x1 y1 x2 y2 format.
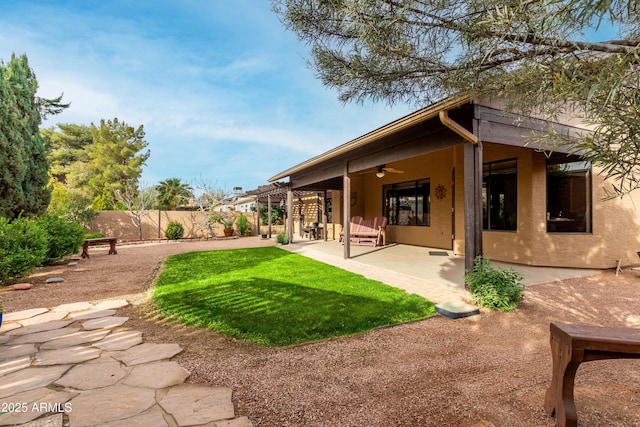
1 0 411 192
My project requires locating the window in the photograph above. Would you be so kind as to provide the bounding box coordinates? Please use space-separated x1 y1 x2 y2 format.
546 155 592 233
483 159 517 231
383 179 430 226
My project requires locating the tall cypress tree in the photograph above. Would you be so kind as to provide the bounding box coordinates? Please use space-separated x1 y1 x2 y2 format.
0 54 52 219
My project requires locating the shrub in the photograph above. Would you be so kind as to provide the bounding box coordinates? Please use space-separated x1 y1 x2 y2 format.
464 256 525 312
276 232 289 245
0 217 48 283
235 214 251 236
165 221 185 240
34 215 85 264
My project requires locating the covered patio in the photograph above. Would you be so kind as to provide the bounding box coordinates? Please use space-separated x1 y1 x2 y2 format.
281 238 601 305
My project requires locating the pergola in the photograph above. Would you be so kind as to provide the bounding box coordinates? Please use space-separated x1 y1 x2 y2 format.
244 182 319 238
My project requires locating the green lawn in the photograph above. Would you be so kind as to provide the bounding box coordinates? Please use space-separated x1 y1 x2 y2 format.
153 247 435 346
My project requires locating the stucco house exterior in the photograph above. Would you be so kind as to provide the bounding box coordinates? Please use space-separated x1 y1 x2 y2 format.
269 97 640 271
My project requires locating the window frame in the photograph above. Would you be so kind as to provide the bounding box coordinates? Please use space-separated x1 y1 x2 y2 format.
482 158 518 232
383 178 431 226
546 155 592 234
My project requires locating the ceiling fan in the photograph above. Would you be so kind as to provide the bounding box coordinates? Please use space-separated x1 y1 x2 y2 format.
359 165 405 178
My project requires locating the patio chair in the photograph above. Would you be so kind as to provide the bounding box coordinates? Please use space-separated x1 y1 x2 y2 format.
339 216 363 243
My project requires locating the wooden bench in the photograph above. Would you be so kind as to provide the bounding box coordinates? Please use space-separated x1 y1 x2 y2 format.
544 322 640 427
339 216 387 247
81 237 118 259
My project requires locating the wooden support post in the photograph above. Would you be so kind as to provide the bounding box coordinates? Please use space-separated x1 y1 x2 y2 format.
343 165 351 259
267 194 272 238
323 189 328 241
287 186 294 243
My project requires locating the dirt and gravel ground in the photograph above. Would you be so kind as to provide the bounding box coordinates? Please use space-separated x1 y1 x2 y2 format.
2 237 639 427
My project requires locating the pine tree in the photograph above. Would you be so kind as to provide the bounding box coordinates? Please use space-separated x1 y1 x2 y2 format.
82 118 150 206
0 54 52 219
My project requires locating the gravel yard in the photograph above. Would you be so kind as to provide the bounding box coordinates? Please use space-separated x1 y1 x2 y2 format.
2 237 639 426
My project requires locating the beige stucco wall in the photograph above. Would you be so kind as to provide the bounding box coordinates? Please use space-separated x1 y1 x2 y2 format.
332 140 640 269
481 144 640 269
360 149 456 249
90 210 260 241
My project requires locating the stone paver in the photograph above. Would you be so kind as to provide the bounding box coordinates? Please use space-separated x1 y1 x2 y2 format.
92 299 128 310
112 342 183 366
20 311 69 327
93 330 142 351
0 322 22 334
0 387 75 426
0 343 37 362
123 361 190 388
8 320 73 336
52 302 93 312
159 384 235 426
0 365 71 398
102 411 169 427
10 328 81 344
67 384 156 426
55 361 126 390
40 330 109 350
2 308 48 322
0 299 251 426
0 355 32 377
69 309 117 320
35 346 102 365
81 316 128 330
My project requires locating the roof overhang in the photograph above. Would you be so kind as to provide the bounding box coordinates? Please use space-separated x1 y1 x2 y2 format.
269 96 471 182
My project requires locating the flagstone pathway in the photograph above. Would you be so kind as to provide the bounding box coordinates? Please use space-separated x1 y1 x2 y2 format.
0 300 253 427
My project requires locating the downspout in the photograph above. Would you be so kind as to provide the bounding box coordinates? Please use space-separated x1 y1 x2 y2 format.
439 109 478 144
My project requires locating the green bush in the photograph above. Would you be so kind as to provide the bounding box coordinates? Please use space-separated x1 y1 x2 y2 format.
464 256 525 312
0 217 48 284
235 214 251 236
165 221 185 240
276 232 289 245
34 215 85 264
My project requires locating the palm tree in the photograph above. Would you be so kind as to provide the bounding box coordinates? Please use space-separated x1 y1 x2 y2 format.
155 178 193 210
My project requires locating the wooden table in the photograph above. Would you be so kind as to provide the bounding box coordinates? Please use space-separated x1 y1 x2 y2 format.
81 237 118 259
544 322 640 427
